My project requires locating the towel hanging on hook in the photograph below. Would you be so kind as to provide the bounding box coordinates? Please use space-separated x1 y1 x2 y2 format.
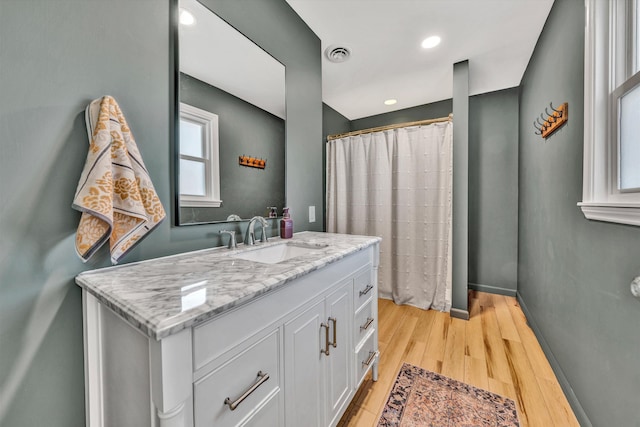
72 96 166 264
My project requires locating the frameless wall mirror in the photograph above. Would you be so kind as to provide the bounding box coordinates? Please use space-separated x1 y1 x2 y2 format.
175 0 286 225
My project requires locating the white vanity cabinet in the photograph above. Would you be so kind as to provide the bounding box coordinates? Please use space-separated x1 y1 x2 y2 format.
78 233 380 427
284 277 352 427
353 269 379 388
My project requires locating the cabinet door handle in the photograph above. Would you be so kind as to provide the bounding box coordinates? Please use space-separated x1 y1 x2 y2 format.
360 317 374 331
329 317 337 348
321 322 330 356
359 284 373 297
224 371 270 411
362 350 379 367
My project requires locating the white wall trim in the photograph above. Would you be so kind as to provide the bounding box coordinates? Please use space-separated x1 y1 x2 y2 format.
578 202 640 226
179 199 222 208
582 0 611 206
581 0 640 227
83 291 105 427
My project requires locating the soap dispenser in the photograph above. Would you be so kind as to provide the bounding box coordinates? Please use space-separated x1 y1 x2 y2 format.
280 207 293 239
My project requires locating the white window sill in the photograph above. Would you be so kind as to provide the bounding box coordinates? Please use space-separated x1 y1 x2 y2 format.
578 202 640 226
180 199 223 208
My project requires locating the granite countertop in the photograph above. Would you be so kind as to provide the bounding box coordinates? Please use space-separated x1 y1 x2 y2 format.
75 231 381 340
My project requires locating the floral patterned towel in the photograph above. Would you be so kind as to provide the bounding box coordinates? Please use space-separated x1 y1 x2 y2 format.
72 96 165 264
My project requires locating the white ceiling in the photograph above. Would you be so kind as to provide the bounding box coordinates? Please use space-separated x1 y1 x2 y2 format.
285 0 554 120
180 0 286 119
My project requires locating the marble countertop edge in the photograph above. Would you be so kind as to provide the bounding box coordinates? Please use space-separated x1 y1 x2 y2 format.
76 232 381 341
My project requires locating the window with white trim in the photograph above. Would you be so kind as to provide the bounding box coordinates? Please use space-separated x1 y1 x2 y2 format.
580 0 640 226
179 103 222 207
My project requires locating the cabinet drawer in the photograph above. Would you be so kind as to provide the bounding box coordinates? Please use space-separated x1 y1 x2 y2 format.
355 332 378 387
194 329 280 427
240 391 280 427
194 298 283 371
353 269 374 311
354 299 375 347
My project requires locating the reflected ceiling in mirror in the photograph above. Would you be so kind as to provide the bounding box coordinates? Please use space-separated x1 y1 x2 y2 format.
176 0 286 225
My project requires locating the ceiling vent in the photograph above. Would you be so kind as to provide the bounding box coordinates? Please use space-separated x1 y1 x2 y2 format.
325 45 352 63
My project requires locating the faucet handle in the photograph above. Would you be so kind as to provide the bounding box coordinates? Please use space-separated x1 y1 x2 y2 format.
220 230 237 249
260 221 270 243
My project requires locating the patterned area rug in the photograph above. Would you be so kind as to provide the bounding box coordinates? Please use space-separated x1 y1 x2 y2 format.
378 363 520 427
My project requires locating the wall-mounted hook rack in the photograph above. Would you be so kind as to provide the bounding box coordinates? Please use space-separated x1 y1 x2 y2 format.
239 155 266 169
535 102 568 139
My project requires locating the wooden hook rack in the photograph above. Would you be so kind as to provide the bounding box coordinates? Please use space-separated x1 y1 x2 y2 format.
534 102 568 139
239 155 266 169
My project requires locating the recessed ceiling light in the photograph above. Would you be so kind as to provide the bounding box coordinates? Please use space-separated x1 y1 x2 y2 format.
421 36 441 49
384 99 397 106
179 8 196 26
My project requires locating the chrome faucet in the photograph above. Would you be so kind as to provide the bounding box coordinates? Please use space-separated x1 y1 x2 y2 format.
220 230 237 249
244 216 269 245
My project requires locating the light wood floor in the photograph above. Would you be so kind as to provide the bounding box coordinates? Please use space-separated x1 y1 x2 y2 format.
338 291 579 427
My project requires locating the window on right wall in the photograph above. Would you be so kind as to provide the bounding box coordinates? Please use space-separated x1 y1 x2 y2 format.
580 0 640 226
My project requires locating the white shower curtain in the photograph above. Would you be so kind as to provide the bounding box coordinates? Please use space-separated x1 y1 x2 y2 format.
326 122 452 311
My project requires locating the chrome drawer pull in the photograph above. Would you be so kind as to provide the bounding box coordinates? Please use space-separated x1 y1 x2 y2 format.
224 371 270 411
362 350 379 367
359 284 373 297
360 317 374 331
329 317 337 348
321 322 330 356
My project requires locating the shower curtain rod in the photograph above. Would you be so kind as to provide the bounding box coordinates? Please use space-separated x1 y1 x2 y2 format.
326 113 452 141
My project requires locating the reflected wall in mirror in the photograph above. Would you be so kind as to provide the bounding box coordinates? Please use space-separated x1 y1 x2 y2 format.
176 0 286 225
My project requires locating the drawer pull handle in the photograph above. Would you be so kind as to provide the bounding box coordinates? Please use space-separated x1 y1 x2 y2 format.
224 371 270 411
329 317 337 348
321 322 330 356
360 317 374 331
362 350 379 368
359 284 373 297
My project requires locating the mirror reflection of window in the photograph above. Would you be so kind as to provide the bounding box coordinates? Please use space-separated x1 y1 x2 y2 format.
179 103 222 207
180 119 205 196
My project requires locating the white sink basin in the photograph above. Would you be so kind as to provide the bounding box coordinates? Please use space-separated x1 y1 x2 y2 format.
232 243 324 264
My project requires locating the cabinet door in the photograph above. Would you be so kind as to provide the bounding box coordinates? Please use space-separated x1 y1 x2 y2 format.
284 299 325 427
325 284 352 427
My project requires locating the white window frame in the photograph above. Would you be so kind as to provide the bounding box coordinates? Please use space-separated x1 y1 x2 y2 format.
580 0 640 226
179 103 222 208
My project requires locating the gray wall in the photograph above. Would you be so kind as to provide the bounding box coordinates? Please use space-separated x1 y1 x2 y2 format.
350 99 452 130
519 1 640 426
469 88 519 294
452 60 470 316
179 73 285 224
0 0 321 425
323 103 351 140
